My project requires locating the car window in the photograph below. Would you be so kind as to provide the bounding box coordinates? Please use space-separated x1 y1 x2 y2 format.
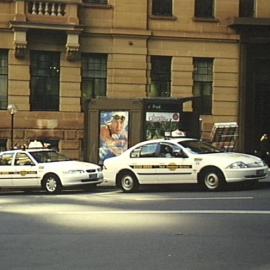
159 143 174 158
29 150 69 163
158 143 184 158
0 153 14 166
130 147 141 158
130 143 159 158
179 140 221 154
140 143 159 157
14 152 34 166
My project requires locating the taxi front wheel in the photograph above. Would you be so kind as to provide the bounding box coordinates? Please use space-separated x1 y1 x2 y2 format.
118 172 138 193
201 169 225 191
43 174 62 194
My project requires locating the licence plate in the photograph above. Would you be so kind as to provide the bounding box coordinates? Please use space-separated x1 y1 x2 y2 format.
256 169 264 176
89 174 97 179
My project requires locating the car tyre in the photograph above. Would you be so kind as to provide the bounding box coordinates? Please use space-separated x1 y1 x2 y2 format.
118 172 138 193
43 174 62 194
201 169 224 191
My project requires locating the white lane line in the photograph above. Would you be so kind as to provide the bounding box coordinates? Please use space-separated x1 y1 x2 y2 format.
55 210 270 215
132 196 254 201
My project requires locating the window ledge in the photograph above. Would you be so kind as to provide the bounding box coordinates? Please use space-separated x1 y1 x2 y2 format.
193 17 219 23
82 3 113 9
150 15 177 21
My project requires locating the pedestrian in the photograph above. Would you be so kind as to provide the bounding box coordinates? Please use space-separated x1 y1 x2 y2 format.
259 133 269 165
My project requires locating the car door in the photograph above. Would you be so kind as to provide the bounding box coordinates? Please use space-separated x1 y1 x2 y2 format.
155 142 195 183
13 152 40 187
129 143 160 184
0 152 15 187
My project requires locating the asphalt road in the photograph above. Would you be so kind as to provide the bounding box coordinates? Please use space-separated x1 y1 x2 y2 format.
1 177 270 270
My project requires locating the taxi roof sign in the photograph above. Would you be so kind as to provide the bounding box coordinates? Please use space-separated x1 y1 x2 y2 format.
28 140 44 149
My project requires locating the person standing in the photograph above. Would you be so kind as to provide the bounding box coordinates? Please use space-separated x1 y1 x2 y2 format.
259 133 270 165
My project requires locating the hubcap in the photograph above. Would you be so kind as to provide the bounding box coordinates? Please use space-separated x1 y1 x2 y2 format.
46 177 57 192
122 175 134 191
205 173 219 190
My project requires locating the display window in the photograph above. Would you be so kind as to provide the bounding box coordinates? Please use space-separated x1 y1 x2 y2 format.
145 112 180 139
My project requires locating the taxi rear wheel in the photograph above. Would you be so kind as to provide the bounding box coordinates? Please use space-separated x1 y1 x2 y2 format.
201 169 225 191
118 172 138 193
43 174 62 194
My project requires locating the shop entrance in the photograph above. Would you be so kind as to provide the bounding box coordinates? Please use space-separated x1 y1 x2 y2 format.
245 47 270 152
254 83 270 135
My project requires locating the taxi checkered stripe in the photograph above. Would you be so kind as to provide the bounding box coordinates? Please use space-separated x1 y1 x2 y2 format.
130 164 192 169
0 171 38 175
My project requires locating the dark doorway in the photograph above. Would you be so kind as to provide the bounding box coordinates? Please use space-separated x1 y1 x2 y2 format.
254 83 270 136
245 47 270 153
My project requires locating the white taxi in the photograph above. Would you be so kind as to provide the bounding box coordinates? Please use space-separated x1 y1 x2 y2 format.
0 147 103 193
103 138 268 192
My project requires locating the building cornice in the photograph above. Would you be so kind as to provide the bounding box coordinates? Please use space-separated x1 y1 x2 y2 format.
9 21 84 33
82 27 239 43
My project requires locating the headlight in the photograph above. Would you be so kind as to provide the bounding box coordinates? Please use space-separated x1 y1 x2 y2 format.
256 160 266 167
63 169 85 174
226 162 248 169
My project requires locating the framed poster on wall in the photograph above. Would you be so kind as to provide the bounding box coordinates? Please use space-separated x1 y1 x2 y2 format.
99 111 129 163
145 112 180 140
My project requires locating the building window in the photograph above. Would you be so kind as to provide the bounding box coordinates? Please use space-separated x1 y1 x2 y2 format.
30 51 60 111
150 56 171 97
84 0 108 4
193 58 213 115
239 0 255 17
194 0 214 18
152 0 172 17
0 50 8 110
81 54 107 106
0 139 7 152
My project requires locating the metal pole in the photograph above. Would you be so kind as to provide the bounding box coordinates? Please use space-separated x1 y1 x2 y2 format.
7 104 17 150
11 113 14 149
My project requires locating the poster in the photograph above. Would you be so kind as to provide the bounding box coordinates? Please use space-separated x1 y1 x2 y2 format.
145 112 180 140
99 111 129 162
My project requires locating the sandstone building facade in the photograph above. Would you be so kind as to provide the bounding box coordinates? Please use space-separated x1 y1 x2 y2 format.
0 0 269 161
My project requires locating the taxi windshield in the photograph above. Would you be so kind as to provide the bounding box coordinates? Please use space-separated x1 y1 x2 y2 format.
29 150 70 163
179 140 221 154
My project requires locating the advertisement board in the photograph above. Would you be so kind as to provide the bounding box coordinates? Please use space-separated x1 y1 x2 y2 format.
99 111 129 162
145 112 180 139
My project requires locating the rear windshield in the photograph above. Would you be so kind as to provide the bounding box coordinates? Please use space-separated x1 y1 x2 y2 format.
29 150 69 163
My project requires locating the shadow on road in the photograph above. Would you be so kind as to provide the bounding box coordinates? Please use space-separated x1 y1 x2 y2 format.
0 187 116 196
0 180 270 196
135 181 270 193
